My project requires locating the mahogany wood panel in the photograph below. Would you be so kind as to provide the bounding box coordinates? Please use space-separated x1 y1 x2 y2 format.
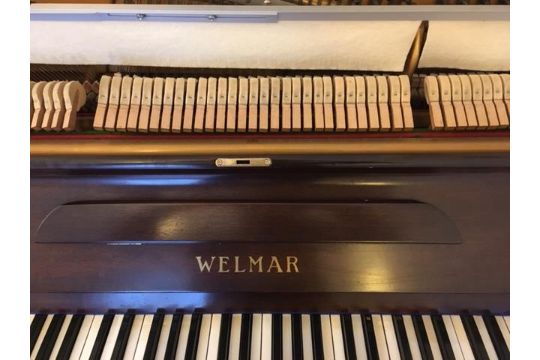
36 202 460 244
31 293 509 315
31 153 509 313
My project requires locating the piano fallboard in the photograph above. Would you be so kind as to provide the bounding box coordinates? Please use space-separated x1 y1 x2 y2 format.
31 150 509 314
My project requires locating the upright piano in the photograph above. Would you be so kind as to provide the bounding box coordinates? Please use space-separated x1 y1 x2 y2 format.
30 1 510 359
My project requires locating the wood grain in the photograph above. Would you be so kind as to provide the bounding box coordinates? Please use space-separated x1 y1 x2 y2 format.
31 153 509 313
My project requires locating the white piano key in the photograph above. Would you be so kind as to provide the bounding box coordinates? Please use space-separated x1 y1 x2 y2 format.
251 314 263 360
67 315 94 360
206 314 222 360
123 314 145 360
422 315 443 360
473 315 499 360
80 314 104 360
154 314 173 360
495 316 510 348
261 313 273 360
351 314 368 360
503 316 510 331
402 315 422 360
330 314 346 359
450 315 475 360
282 314 293 360
320 315 335 360
100 314 123 360
50 314 73 360
228 314 242 360
442 315 465 360
195 314 212 360
175 314 192 360
301 314 314 360
495 315 508 333
30 314 53 360
373 314 390 360
382 315 401 360
133 314 154 360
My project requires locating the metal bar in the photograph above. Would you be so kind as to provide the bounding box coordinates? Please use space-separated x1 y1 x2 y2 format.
30 136 509 157
30 4 509 22
31 10 278 23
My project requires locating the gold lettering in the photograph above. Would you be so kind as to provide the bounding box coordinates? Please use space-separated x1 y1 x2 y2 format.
196 256 215 272
218 256 230 273
197 256 299 273
286 256 299 273
249 256 263 272
234 256 246 273
267 256 283 273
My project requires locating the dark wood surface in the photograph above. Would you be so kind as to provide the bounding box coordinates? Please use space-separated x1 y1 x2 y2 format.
31 293 509 315
36 202 461 244
31 152 509 313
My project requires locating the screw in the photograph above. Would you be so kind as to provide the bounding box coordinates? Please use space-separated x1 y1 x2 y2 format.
208 15 217 22
136 13 145 21
216 159 223 166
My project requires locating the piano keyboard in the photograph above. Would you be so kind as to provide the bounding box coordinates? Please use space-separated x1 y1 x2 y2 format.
91 74 415 134
30 311 510 360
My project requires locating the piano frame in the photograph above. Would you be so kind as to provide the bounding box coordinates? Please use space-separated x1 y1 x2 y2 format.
30 4 510 315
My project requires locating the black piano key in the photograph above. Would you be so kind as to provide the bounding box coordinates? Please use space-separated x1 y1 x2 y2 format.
142 308 164 360
340 313 357 360
31 314 47 353
392 314 412 360
88 311 115 360
361 313 379 360
272 313 283 360
412 313 433 360
56 313 85 360
291 314 303 360
461 312 489 360
482 311 510 360
110 310 135 360
36 314 66 360
431 313 455 360
218 313 232 359
310 314 324 360
239 313 253 360
164 310 184 360
185 310 203 360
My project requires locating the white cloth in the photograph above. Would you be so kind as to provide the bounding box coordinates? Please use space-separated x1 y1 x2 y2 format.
418 21 509 71
30 20 421 71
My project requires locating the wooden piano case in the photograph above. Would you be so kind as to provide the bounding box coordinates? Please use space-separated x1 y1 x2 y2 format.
30 134 509 314
30 2 510 316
